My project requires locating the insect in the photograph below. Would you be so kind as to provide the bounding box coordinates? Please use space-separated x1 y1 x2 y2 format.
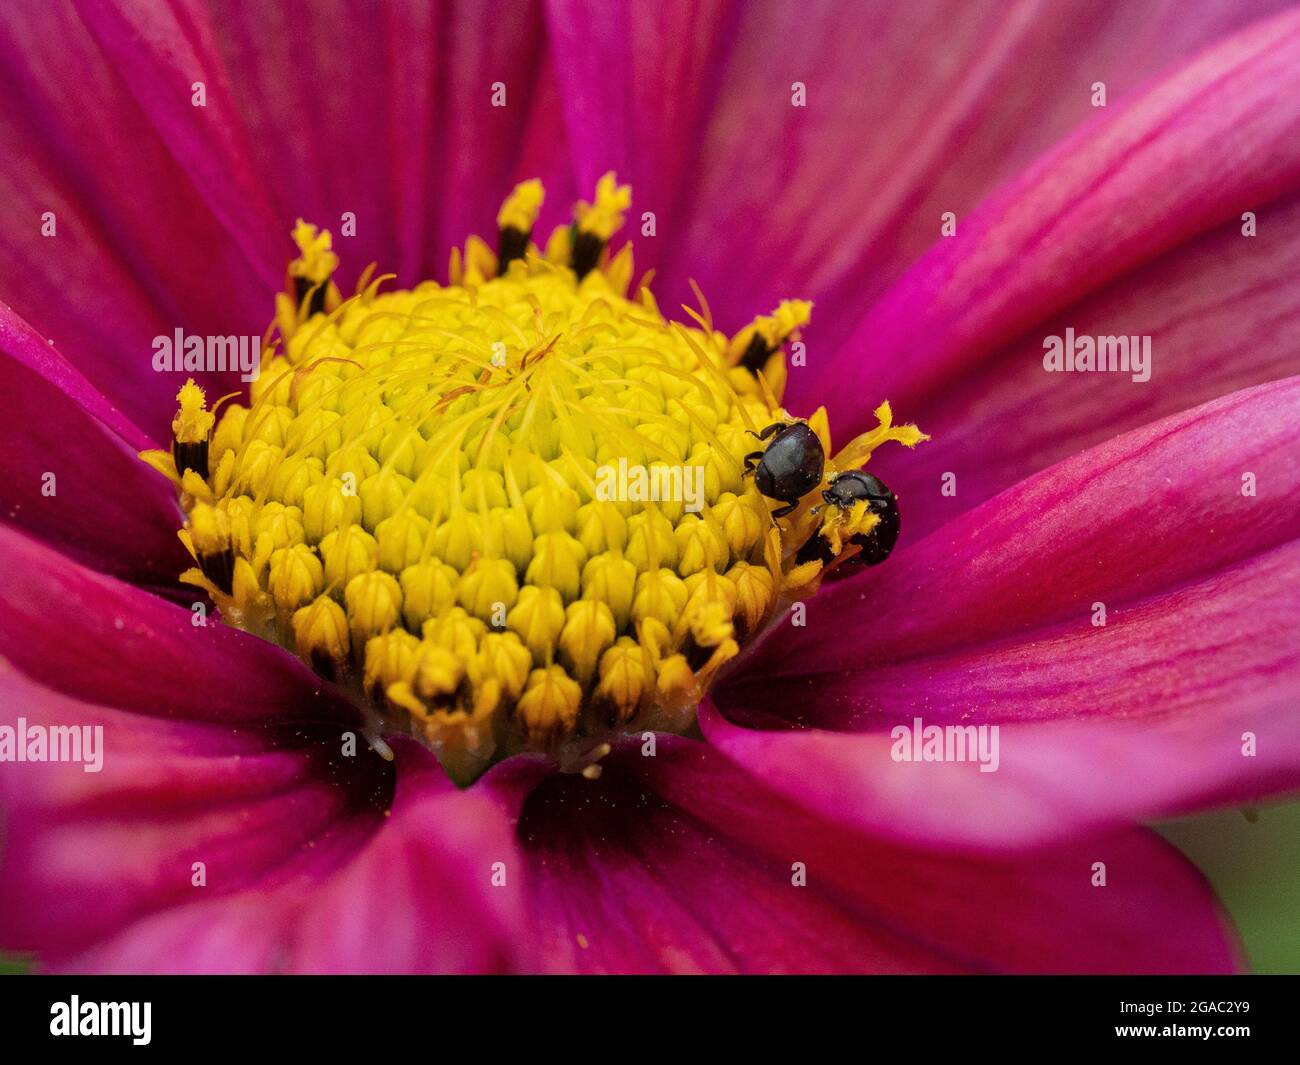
796 470 900 569
743 422 826 517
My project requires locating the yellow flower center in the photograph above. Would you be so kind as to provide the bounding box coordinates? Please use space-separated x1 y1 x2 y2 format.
141 174 926 783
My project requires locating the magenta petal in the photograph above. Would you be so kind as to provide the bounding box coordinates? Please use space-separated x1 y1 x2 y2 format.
511 738 1236 973
0 669 386 964
661 0 1290 337
0 309 189 585
1 671 526 973
42 741 528 974
0 523 358 728
77 0 570 287
882 188 1300 541
0 0 278 429
286 741 530 974
713 382 1300 845
744 379 1300 673
543 0 737 281
704 639 1299 850
792 6 1300 433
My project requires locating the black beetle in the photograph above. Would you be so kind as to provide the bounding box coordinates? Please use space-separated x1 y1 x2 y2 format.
743 422 825 518
795 470 900 570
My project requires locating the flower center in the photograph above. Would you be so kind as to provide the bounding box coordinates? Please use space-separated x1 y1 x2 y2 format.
141 175 926 782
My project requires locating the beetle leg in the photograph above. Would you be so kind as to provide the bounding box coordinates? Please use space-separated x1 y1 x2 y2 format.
743 450 763 472
770 501 797 518
750 422 784 441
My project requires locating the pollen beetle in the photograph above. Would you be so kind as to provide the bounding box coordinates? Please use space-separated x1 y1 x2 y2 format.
743 421 825 518
795 470 900 570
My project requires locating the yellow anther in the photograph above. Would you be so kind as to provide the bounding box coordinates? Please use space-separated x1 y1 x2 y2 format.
292 594 350 675
581 554 637 630
415 646 464 701
144 183 926 780
345 570 402 647
457 557 519 621
468 632 533 703
188 501 231 557
397 558 457 628
172 379 214 445
303 478 363 543
688 600 734 650
727 561 776 638
516 665 582 746
508 585 567 665
727 299 814 373
497 179 545 233
593 638 648 725
655 654 696 701
184 501 236 595
575 172 632 240
760 300 813 348
558 599 617 687
375 511 431 573
268 543 324 613
319 524 378 588
209 403 248 468
833 400 930 469
289 219 338 284
364 629 421 699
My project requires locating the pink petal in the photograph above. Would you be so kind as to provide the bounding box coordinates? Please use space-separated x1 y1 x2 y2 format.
713 381 1300 844
543 0 737 281
880 189 1300 541
0 0 278 431
0 660 389 964
507 737 1238 973
77 0 571 285
286 741 530 974
792 6 1300 430
654 0 1289 334
0 307 189 584
40 741 529 974
0 523 358 728
749 379 1300 672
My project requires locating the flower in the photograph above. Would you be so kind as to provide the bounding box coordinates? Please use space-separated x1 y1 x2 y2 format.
1 0 1298 974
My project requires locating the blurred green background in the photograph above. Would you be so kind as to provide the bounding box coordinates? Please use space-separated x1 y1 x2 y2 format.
1159 796 1300 974
2 798 1295 973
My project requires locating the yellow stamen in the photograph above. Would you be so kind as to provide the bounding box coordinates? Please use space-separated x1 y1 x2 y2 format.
496 179 545 234
289 219 339 284
574 172 631 240
172 379 214 444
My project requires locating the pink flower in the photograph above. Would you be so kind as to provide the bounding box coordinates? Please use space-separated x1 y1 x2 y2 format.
1 0 1297 974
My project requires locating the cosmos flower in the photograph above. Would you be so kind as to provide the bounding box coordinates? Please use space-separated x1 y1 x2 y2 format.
1 0 1298 974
